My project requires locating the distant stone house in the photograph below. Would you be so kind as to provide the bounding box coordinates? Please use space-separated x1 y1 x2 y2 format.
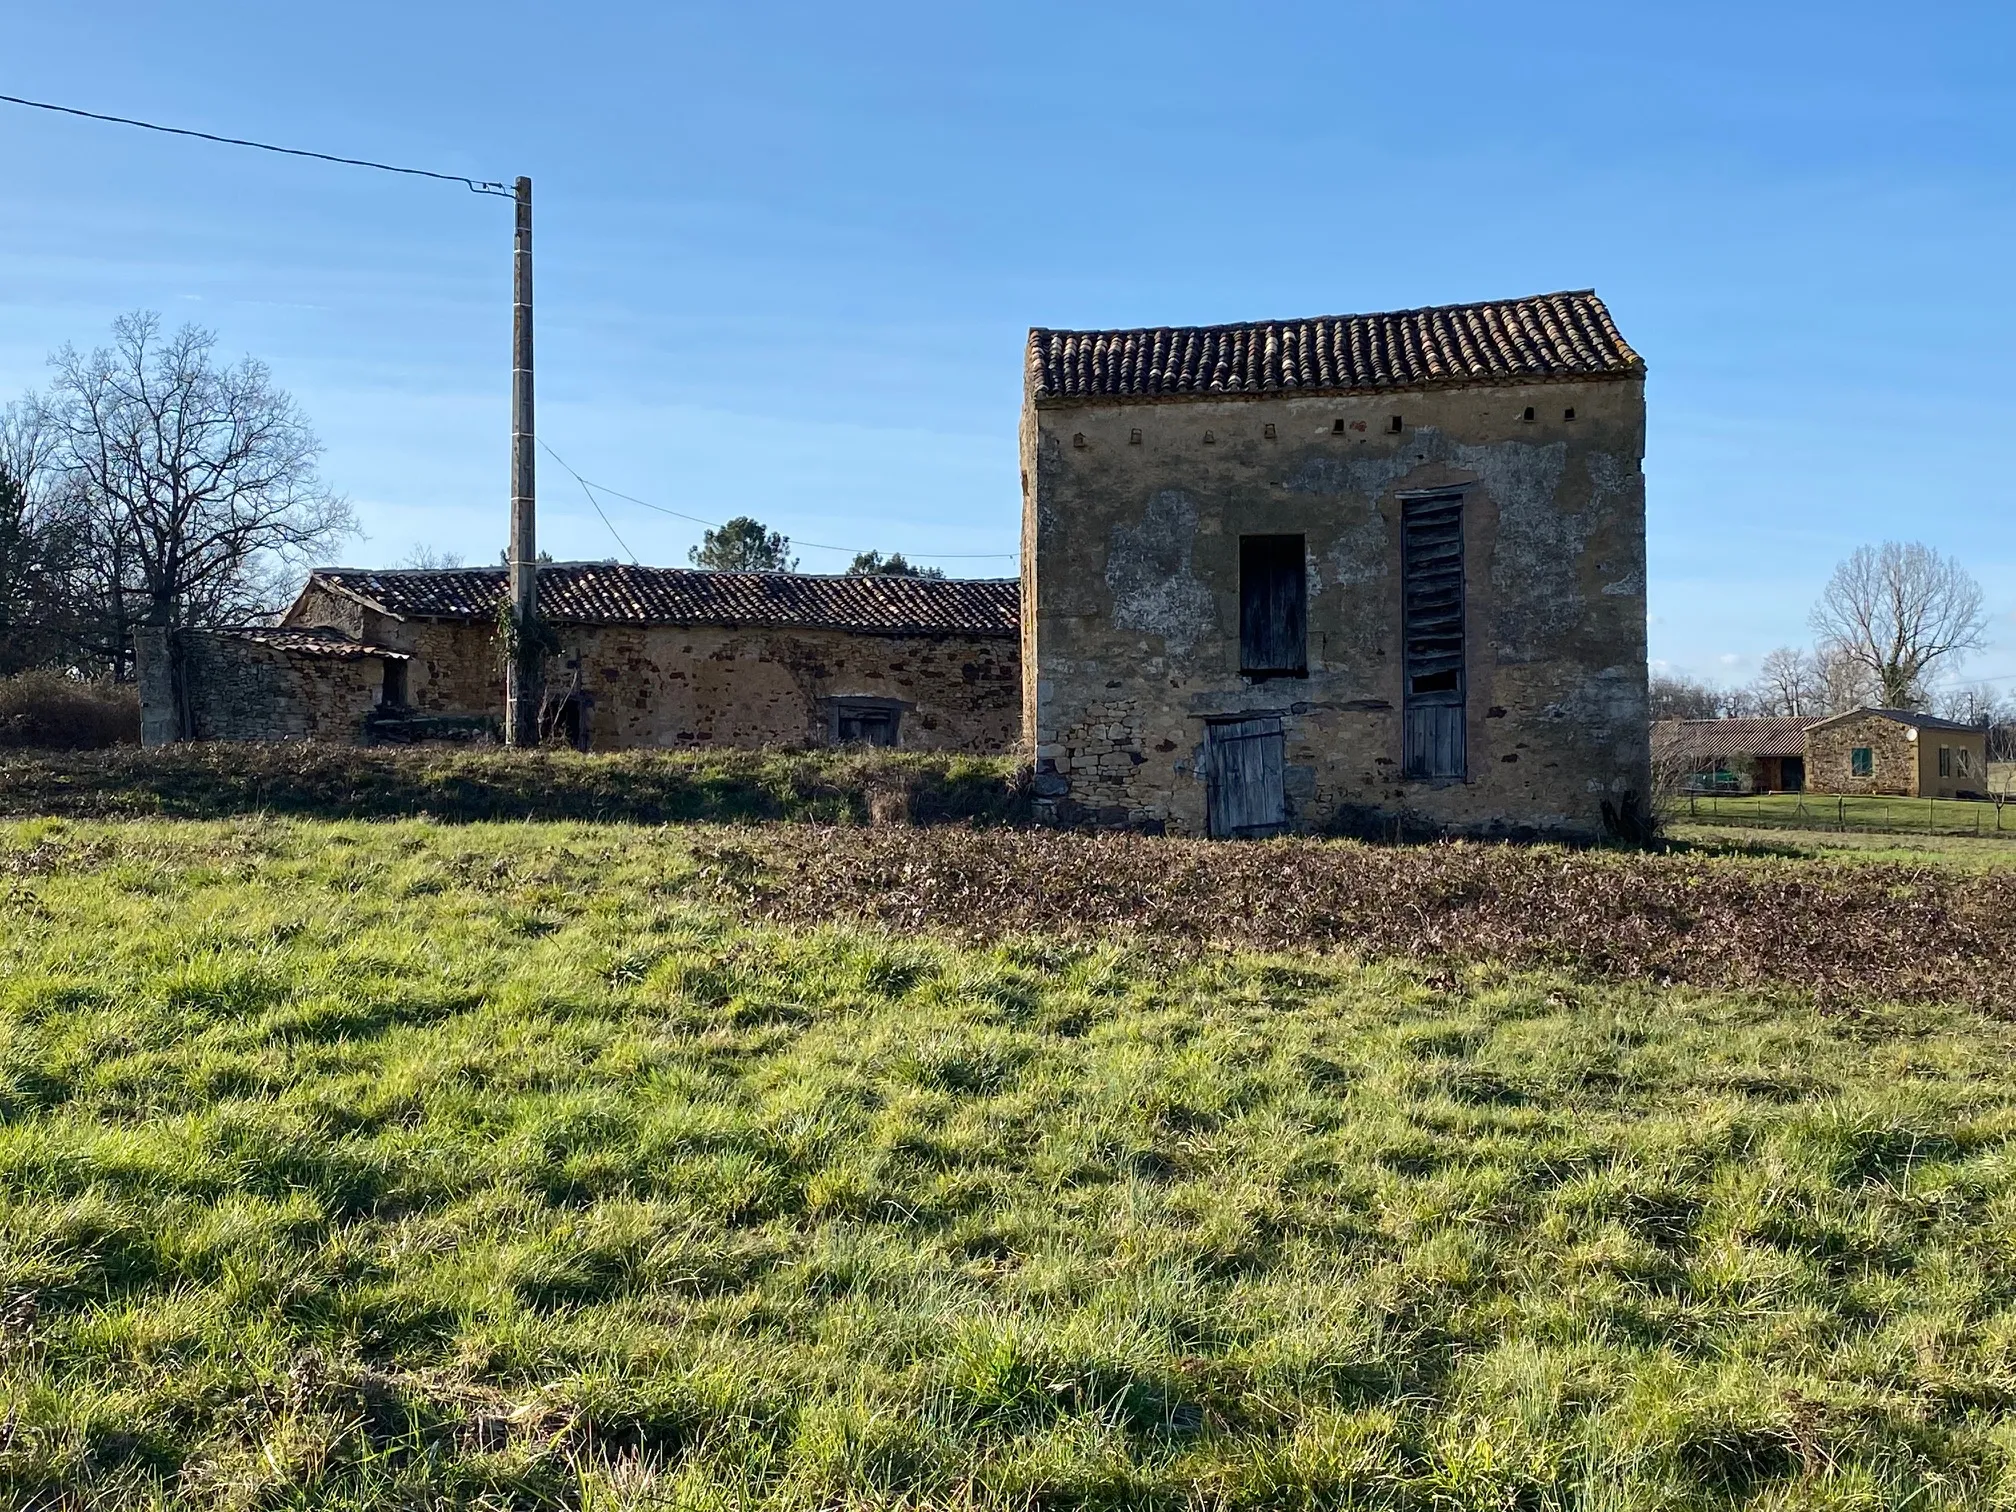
144 564 1021 752
1020 290 1649 840
1804 708 1988 798
1652 716 1814 793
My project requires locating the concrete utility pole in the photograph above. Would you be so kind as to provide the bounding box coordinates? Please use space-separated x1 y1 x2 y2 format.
504 174 539 745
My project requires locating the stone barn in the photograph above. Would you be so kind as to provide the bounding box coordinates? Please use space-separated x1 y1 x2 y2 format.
144 563 1021 751
1020 290 1649 840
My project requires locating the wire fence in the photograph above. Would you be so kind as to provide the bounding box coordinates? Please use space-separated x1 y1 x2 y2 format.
1667 790 2014 839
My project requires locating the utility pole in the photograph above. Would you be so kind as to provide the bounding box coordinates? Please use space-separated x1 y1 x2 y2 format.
504 174 539 745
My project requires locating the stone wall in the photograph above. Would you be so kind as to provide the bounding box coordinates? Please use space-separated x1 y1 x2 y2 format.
281 591 1020 753
1022 376 1649 839
137 629 391 747
1805 715 1989 798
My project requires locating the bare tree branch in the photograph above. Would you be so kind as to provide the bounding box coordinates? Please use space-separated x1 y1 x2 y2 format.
1809 541 1986 709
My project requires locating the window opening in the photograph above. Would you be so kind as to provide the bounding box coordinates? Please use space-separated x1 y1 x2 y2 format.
1239 534 1307 678
1402 492 1466 779
1851 746 1873 777
830 697 902 748
1939 745 1952 778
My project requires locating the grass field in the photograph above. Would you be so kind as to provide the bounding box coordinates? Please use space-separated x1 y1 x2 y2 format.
2 818 2014 1510
1668 791 2013 840
1667 823 2016 872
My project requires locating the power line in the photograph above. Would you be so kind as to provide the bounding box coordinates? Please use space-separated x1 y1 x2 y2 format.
537 440 1019 565
0 92 512 197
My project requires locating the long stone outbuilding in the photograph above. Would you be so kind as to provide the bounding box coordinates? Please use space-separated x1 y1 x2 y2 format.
142 564 1021 753
1020 290 1650 841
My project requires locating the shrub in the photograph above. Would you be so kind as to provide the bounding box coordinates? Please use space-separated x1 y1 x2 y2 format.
0 671 140 750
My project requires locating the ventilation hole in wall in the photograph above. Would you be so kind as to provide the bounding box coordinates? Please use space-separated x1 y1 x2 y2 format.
1202 430 1216 444
1129 427 1142 444
1522 406 1536 422
1072 432 1086 448
1263 423 1277 440
1563 407 1576 421
1387 415 1403 434
1332 418 1347 434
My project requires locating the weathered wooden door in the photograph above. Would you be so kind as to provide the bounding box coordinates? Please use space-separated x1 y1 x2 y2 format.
1205 716 1287 838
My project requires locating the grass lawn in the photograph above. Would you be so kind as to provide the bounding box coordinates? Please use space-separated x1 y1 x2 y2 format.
1668 822 2016 872
2 819 2014 1509
1668 791 2014 840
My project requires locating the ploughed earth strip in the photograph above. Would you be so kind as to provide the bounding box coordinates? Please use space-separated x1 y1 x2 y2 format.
692 827 2016 1010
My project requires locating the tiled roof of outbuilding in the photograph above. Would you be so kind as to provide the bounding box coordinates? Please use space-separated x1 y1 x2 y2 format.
1028 290 1642 403
221 627 410 660
307 564 1020 636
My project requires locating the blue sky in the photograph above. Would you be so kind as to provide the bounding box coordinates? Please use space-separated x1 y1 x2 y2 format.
3 1 2011 691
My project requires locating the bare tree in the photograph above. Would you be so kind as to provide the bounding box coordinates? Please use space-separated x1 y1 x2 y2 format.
1649 672 1721 721
1810 541 1987 709
0 395 91 676
46 314 356 660
1750 646 1824 717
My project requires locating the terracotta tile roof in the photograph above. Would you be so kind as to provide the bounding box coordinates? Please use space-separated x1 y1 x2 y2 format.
220 627 409 660
1653 717 1817 761
1028 290 1642 404
308 564 1020 637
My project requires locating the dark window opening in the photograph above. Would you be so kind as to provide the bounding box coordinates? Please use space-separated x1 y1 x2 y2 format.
1387 415 1403 434
831 697 903 747
1939 745 1952 778
1563 406 1576 421
1332 418 1347 434
1851 746 1873 777
1521 406 1536 421
1072 432 1086 448
1239 534 1307 678
1402 492 1466 779
1129 428 1142 444
381 658 408 707
1263 422 1277 439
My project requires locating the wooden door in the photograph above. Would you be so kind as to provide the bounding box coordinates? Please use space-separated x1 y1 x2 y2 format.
1206 717 1287 839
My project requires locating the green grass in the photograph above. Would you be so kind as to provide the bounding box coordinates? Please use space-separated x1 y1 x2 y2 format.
2 819 2014 1509
1668 790 2014 840
1668 822 2016 872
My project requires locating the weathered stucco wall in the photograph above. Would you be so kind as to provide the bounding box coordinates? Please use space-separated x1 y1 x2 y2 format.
1023 376 1649 839
283 591 1019 752
1806 716 1987 798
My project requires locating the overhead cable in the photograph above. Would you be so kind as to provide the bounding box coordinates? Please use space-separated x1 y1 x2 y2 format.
0 92 512 197
537 440 1018 563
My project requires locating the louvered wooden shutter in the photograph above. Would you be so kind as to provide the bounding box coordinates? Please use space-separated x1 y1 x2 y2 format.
1402 493 1465 779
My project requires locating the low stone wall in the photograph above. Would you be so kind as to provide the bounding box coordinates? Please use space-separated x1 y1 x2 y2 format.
137 631 389 747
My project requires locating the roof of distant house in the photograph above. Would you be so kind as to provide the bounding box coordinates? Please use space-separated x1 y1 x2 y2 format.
220 626 409 660
1806 707 1985 735
1653 716 1817 761
1027 290 1642 404
302 564 1021 637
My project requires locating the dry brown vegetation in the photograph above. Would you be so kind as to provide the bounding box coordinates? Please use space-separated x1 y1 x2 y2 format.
692 826 2016 1011
0 671 138 749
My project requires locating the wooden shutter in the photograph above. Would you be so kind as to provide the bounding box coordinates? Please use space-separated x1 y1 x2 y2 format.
1240 535 1307 676
1205 717 1287 838
1402 493 1465 779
